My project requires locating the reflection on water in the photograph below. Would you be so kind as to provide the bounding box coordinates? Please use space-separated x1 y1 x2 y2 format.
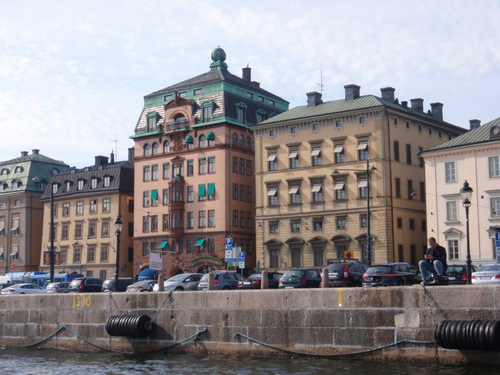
0 346 498 375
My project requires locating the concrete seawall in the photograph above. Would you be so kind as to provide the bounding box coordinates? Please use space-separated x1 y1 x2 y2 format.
1 285 500 364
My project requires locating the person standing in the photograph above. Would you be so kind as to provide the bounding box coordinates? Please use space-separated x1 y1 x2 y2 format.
419 237 447 280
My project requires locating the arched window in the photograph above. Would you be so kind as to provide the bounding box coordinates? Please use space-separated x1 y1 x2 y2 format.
163 140 170 153
232 133 238 147
207 132 215 147
143 143 151 156
14 166 23 173
239 135 245 148
152 142 159 155
199 134 206 148
1 168 9 175
246 136 252 150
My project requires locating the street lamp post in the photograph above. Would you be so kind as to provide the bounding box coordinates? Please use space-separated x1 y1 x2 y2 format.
114 215 123 292
460 180 473 284
333 159 377 265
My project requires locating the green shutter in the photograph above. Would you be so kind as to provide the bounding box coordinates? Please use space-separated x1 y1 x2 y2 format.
158 241 168 248
207 183 215 196
151 190 158 200
198 184 206 196
195 238 205 246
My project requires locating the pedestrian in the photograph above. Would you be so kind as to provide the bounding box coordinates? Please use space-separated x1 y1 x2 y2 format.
419 237 447 281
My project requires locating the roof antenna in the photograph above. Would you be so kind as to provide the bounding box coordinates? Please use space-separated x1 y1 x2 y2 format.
111 136 118 160
315 67 324 95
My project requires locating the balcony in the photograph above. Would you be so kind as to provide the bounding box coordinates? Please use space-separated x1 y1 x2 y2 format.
165 118 189 133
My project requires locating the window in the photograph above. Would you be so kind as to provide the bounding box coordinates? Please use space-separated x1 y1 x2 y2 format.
418 147 424 167
360 214 367 229
267 186 279 206
194 88 202 95
101 246 108 262
446 201 458 221
334 143 345 163
395 178 401 198
291 219 301 233
358 141 368 161
269 129 275 137
60 223 68 240
237 105 246 124
268 152 278 171
143 191 150 206
151 215 158 232
101 220 109 237
143 143 151 156
152 165 158 180
143 215 150 232
162 188 169 204
492 198 500 217
397 217 403 228
103 198 110 212
187 186 193 202
199 158 206 174
202 105 212 122
311 147 322 166
246 136 252 150
187 239 194 254
143 166 150 181
163 163 170 179
90 200 97 213
489 156 500 178
247 212 252 229
187 212 194 229
420 182 426 202
246 160 252 176
151 189 159 206
88 221 97 238
199 134 206 148
408 180 414 200
358 178 368 198
87 247 96 263
239 135 245 149
240 211 245 228
448 239 459 260
269 221 279 234
142 242 149 257
359 116 366 124
289 184 300 204
334 180 346 200
198 184 206 201
179 91 187 97
208 238 215 253
90 178 98 189
290 126 297 134
239 184 245 201
63 203 70 216
186 160 194 176
199 211 206 228
313 247 324 267
163 214 169 230
207 183 215 200
73 247 81 263
233 210 238 227
312 181 323 202
75 222 82 239
409 218 415 230
394 141 400 162
406 144 412 165
0 219 4 237
239 158 245 174
172 186 183 202
256 111 265 123
76 201 83 215
289 149 299 169
246 186 252 202
77 179 85 190
208 210 215 227
163 140 170 153
172 212 183 229
152 142 159 155
313 217 323 231
336 216 347 230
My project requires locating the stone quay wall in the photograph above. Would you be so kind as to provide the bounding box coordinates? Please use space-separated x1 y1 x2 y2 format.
1 285 500 364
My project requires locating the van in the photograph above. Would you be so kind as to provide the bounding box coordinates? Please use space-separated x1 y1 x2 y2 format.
68 277 104 293
101 278 134 292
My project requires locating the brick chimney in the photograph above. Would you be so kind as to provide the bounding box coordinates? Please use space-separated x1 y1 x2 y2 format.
344 84 360 100
469 119 481 130
32 149 40 154
242 66 251 82
21 151 28 156
430 102 443 121
410 98 424 112
95 155 109 167
380 87 395 102
307 91 323 107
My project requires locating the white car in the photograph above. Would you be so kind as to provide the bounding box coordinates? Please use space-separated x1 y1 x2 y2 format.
471 265 500 285
153 273 203 292
1 283 46 295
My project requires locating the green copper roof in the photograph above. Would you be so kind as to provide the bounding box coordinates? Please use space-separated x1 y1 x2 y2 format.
426 117 500 152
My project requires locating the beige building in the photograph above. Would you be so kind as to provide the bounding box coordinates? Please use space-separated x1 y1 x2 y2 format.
250 85 466 271
39 154 134 279
422 118 500 265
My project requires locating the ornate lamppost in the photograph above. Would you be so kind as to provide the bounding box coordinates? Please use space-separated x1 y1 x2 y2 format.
114 215 123 291
460 180 473 284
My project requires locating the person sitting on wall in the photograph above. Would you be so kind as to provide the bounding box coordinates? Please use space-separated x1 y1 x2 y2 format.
419 237 447 280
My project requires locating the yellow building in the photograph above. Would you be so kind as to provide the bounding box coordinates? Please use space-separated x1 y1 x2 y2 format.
39 154 134 279
250 85 466 271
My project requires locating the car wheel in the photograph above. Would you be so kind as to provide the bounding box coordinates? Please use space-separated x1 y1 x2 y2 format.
20 292 25 294
174 286 183 291
397 279 405 286
222 286 230 290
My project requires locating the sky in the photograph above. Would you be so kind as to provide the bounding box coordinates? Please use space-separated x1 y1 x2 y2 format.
1 0 499 167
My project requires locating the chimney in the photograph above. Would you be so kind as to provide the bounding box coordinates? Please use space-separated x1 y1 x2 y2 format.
95 155 109 167
110 151 115 164
306 91 323 107
128 147 135 163
401 101 408 108
242 66 251 82
430 102 443 121
469 119 481 130
380 87 395 102
251 81 260 87
344 84 360 100
32 149 40 154
21 151 28 156
410 98 424 112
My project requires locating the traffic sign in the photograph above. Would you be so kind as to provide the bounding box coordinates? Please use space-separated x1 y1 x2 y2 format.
225 238 233 246
238 251 245 269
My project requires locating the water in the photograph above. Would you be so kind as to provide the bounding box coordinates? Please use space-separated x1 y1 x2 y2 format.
0 347 498 375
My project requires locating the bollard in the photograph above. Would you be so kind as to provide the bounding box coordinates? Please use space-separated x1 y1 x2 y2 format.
208 272 215 290
261 270 269 289
321 267 329 288
158 274 164 291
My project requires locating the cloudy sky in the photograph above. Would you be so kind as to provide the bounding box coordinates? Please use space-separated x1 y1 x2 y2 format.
1 0 499 167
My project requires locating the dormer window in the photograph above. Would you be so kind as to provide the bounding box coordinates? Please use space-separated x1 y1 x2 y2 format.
146 112 158 132
14 166 23 173
1 168 9 175
65 181 72 192
77 179 85 191
91 178 98 189
11 180 21 189
52 168 59 175
235 102 247 124
104 176 111 187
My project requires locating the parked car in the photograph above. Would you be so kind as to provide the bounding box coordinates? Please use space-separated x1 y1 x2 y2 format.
68 277 104 293
237 272 283 289
154 273 203 292
323 262 369 287
362 262 421 287
46 282 70 293
101 278 135 292
278 268 322 289
446 264 479 285
0 283 46 295
198 271 243 290
126 280 158 293
471 265 500 285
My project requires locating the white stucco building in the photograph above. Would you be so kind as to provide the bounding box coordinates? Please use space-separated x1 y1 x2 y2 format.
422 118 500 266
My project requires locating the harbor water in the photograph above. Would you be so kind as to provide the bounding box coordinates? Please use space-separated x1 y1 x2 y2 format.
1 346 498 375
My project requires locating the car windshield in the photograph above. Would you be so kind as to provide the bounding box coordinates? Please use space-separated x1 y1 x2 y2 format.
247 274 261 280
328 264 348 272
478 265 500 272
286 270 305 277
166 274 187 282
366 265 392 274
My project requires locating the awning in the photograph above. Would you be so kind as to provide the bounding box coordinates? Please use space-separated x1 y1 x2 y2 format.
151 189 158 200
311 148 321 156
311 184 322 193
195 238 205 246
358 179 368 188
333 144 344 153
288 186 299 194
0 247 4 256
206 132 215 140
198 184 206 196
11 221 19 231
267 153 277 162
334 181 345 190
158 241 168 249
267 187 278 196
357 141 368 150
207 183 215 196
0 221 4 232
10 246 18 256
288 150 298 159
138 268 158 281
185 135 194 143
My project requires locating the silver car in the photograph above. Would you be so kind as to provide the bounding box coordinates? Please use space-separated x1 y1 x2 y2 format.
0 283 46 295
126 280 158 292
471 265 500 285
46 282 70 293
154 273 203 292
